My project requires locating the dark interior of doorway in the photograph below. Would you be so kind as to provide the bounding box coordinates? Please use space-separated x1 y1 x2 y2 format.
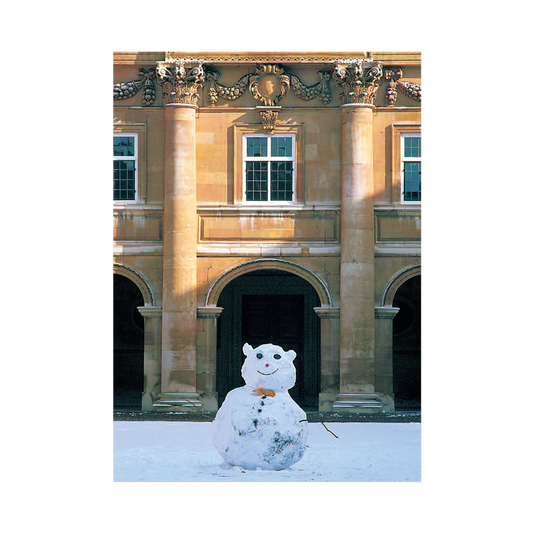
242 294 306 400
392 275 421 410
216 270 320 410
113 274 144 410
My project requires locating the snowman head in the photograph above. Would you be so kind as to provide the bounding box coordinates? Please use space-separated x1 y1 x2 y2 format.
241 343 297 392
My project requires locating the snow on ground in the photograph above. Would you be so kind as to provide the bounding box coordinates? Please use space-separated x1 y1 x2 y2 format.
114 421 420 481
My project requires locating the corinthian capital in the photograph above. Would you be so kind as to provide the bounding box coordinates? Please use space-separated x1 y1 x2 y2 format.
156 59 205 105
333 59 382 105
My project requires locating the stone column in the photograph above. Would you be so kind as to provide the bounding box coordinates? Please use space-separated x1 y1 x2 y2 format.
154 60 205 411
333 60 383 413
335 102 377 411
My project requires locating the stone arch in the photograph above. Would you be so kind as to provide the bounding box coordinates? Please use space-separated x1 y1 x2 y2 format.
113 263 156 306
205 258 332 307
381 264 421 307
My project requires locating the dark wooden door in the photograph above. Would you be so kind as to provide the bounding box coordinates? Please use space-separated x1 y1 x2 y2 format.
242 295 306 402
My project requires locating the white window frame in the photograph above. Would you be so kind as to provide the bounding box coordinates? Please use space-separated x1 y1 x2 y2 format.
113 132 138 204
242 133 296 204
400 132 421 204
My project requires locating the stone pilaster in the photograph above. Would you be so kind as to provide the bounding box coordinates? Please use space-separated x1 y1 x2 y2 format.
314 307 340 411
374 307 400 412
137 305 162 410
196 307 224 412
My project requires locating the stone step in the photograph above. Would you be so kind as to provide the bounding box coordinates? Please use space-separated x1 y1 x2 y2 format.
153 393 203 412
334 401 382 407
332 394 385 413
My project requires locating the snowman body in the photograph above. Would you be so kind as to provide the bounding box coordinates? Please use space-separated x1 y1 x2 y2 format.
213 343 308 470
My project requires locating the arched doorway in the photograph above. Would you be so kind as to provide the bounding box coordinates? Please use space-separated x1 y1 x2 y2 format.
216 269 321 409
114 274 144 409
392 275 421 409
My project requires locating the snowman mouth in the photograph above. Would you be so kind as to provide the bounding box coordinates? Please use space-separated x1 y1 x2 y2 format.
257 369 279 376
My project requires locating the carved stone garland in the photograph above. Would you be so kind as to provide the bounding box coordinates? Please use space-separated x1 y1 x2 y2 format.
398 80 421 102
290 71 332 104
384 68 421 104
205 70 251 105
384 68 402 105
113 68 156 106
155 60 205 106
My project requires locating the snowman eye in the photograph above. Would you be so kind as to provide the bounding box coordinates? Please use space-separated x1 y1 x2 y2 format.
256 353 263 359
273 354 282 360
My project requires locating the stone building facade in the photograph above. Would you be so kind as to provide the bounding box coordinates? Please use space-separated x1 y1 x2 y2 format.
113 51 421 413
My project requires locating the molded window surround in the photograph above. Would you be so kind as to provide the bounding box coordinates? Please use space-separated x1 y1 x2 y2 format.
391 123 421 205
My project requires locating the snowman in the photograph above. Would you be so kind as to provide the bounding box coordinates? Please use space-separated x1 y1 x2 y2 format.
213 342 308 470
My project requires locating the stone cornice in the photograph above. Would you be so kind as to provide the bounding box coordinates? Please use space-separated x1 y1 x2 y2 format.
166 52 369 64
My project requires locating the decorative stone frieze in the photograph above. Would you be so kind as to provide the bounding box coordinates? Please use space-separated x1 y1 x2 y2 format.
113 57 422 109
156 59 205 105
333 59 382 105
206 70 251 105
249 64 290 106
113 68 156 106
205 66 333 107
290 71 332 104
384 68 421 104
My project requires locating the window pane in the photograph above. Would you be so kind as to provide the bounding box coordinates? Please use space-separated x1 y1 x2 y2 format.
412 136 421 157
247 137 267 157
113 160 135 200
404 137 411 157
404 161 421 201
245 161 268 201
271 136 292 157
403 135 421 158
271 161 293 201
113 136 135 157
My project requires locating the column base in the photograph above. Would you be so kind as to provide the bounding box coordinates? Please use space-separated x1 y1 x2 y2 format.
318 391 339 412
332 393 394 414
153 393 203 413
200 393 219 413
